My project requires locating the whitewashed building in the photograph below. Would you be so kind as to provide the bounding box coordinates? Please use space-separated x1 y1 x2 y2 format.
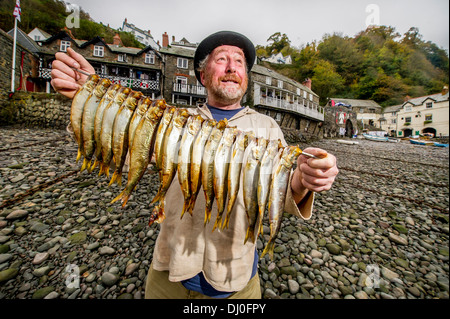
262 52 292 64
121 18 160 50
395 89 449 137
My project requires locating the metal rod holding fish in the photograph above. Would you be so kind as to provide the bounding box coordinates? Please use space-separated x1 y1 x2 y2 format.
299 149 327 159
70 66 94 77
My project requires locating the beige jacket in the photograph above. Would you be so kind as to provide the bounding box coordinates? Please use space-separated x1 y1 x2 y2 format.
152 104 314 292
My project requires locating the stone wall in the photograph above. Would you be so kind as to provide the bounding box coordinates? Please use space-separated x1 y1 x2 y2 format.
0 29 36 93
2 92 71 129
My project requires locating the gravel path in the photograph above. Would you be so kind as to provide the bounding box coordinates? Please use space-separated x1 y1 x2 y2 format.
0 127 448 299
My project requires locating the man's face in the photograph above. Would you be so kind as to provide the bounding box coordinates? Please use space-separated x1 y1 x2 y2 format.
201 45 248 106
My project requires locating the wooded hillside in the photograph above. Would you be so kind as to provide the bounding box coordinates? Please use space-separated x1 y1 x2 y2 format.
258 28 449 106
0 0 144 48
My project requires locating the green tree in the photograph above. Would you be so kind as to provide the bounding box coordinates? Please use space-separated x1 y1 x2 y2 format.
266 32 291 55
311 59 345 105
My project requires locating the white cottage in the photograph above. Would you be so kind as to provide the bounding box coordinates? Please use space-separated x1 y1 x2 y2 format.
396 89 449 137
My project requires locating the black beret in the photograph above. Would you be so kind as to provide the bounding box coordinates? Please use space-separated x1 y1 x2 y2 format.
194 31 256 85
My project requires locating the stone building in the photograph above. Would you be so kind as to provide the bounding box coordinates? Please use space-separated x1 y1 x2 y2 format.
250 64 323 130
36 30 163 98
159 32 206 106
327 98 382 129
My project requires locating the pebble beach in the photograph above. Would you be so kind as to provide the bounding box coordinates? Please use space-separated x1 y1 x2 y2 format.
0 127 448 300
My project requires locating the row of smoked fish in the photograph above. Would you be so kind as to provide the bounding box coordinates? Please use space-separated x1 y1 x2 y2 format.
70 75 302 259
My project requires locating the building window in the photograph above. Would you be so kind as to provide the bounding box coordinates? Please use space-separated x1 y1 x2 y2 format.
118 54 125 62
93 45 104 57
266 77 271 85
303 91 307 99
425 114 432 121
60 40 71 52
426 102 433 108
405 105 412 111
277 80 283 89
145 52 155 64
391 119 396 124
309 93 313 101
405 117 411 123
177 58 188 69
296 88 301 95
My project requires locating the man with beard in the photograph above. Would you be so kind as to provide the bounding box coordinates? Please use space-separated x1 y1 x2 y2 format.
51 31 338 299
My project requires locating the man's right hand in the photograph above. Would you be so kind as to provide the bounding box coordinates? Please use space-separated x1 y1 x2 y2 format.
50 47 95 99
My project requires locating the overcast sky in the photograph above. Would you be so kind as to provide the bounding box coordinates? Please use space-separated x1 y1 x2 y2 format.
65 0 449 52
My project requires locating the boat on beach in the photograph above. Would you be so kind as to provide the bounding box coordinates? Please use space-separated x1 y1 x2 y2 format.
409 139 436 146
337 139 359 145
363 133 388 142
433 142 449 147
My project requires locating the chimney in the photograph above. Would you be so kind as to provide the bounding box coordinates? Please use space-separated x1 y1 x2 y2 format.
404 95 411 102
124 18 127 24
162 32 169 48
442 85 449 95
302 78 312 90
113 33 122 46
172 36 175 43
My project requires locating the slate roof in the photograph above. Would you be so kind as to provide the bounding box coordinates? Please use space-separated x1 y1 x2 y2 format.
251 64 317 97
403 92 449 106
7 27 41 54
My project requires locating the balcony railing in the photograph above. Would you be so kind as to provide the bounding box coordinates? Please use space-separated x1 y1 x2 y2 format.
259 96 324 121
38 67 160 91
173 83 206 96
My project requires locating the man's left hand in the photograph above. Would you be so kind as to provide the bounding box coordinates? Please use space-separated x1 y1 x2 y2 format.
291 147 338 203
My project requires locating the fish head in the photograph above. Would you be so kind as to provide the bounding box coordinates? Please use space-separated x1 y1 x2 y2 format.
281 146 301 168
115 87 132 104
93 79 112 97
216 119 228 131
127 91 144 110
266 139 280 156
224 126 238 145
174 109 190 127
190 115 204 133
137 97 152 114
154 99 167 110
85 74 100 91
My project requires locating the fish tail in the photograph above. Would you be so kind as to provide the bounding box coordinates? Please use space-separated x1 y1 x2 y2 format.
76 148 82 163
86 159 94 173
260 240 275 260
98 163 110 177
109 169 122 187
204 207 212 226
187 194 197 216
244 227 255 245
212 215 222 232
180 199 190 219
91 159 99 171
80 157 90 172
111 187 129 205
151 190 162 205
222 214 230 230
